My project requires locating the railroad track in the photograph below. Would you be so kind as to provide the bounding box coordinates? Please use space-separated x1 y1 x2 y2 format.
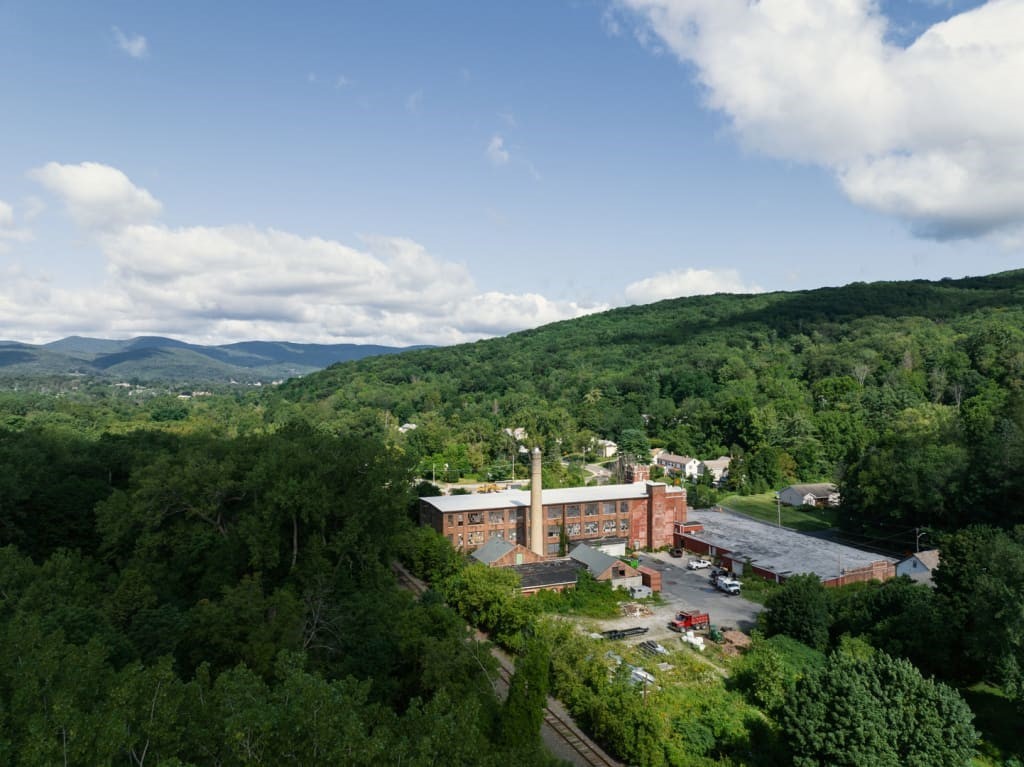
494 664 621 767
392 562 622 767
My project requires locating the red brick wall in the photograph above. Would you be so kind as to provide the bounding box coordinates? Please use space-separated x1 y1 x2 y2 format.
823 561 895 587
678 533 713 556
638 566 662 591
490 545 544 568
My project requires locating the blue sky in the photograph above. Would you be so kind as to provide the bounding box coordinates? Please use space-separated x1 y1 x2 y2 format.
0 0 1020 345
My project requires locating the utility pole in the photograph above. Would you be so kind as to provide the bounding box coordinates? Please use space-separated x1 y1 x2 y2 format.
776 493 781 528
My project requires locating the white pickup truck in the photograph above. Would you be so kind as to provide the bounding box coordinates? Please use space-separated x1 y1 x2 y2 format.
715 576 741 595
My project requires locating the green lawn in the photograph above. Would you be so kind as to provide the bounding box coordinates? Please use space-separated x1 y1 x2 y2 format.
718 492 838 532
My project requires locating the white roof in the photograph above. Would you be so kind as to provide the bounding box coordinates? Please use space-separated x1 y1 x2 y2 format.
421 482 682 513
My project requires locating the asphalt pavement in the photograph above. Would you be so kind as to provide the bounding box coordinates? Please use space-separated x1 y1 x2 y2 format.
638 551 764 632
591 552 764 644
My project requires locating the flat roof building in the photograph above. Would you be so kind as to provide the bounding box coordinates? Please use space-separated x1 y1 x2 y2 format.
677 508 896 587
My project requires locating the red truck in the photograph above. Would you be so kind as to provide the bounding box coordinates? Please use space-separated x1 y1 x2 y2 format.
667 610 710 632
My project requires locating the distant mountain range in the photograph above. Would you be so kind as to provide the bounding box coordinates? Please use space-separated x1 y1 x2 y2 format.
0 336 429 385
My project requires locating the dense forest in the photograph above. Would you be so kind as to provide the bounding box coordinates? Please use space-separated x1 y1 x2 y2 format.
279 271 1024 539
2 271 1024 764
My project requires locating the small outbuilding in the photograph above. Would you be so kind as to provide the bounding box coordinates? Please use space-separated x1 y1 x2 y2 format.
779 483 840 508
895 549 940 586
470 538 543 568
569 543 642 590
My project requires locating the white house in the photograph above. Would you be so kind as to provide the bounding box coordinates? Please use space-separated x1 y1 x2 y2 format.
778 483 840 508
656 453 702 478
700 456 732 484
896 549 940 586
595 439 618 458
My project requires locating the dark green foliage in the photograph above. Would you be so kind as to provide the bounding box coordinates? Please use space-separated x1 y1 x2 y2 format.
500 637 549 748
0 417 557 765
935 525 1024 697
780 647 977 767
827 576 947 676
732 633 826 713
762 574 832 651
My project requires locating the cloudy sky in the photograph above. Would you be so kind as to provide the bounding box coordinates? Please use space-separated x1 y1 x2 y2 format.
1 0 1021 346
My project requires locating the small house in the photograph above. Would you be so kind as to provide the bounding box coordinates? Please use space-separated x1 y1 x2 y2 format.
779 483 840 508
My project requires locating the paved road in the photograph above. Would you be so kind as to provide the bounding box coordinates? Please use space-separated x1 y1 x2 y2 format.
592 552 763 643
639 552 763 632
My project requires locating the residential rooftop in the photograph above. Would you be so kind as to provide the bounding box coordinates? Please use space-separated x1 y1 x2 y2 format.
686 508 896 582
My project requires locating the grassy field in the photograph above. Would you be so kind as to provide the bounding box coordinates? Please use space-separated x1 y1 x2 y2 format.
718 492 838 532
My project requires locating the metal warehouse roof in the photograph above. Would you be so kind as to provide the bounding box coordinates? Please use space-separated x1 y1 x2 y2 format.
421 482 683 513
685 508 896 582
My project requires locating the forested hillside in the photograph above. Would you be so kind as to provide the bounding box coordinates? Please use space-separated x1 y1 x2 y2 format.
279 271 1024 536
3 271 1024 764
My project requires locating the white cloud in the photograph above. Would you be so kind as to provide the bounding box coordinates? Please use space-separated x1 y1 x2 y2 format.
0 200 33 251
620 0 1024 239
624 268 762 303
112 26 148 59
486 135 510 165
335 75 351 88
18 161 601 345
28 161 162 231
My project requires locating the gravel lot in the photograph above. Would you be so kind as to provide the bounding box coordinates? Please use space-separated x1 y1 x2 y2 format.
588 551 764 645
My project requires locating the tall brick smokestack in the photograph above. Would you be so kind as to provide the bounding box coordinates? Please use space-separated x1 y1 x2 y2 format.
530 447 544 557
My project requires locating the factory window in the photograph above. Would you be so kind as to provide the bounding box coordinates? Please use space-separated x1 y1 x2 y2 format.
584 522 598 535
468 512 484 525
447 535 453 544
565 504 580 517
489 511 505 524
514 509 525 521
567 522 581 536
457 533 464 547
602 501 615 515
491 530 504 541
603 520 617 533
620 502 629 514
619 519 629 532
547 543 560 555
548 526 561 539
584 503 598 516
468 531 485 545
508 529 517 542
457 514 464 525
548 505 564 519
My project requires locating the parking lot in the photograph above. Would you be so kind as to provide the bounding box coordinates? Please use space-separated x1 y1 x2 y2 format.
590 552 764 642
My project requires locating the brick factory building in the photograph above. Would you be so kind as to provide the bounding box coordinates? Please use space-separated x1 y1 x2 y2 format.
419 449 687 555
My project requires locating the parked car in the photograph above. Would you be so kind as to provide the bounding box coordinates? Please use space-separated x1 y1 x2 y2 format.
687 558 712 570
628 584 653 599
715 577 741 596
669 547 684 558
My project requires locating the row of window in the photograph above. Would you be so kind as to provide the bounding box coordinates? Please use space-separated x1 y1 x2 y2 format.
547 501 631 519
547 519 627 537
446 501 633 528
